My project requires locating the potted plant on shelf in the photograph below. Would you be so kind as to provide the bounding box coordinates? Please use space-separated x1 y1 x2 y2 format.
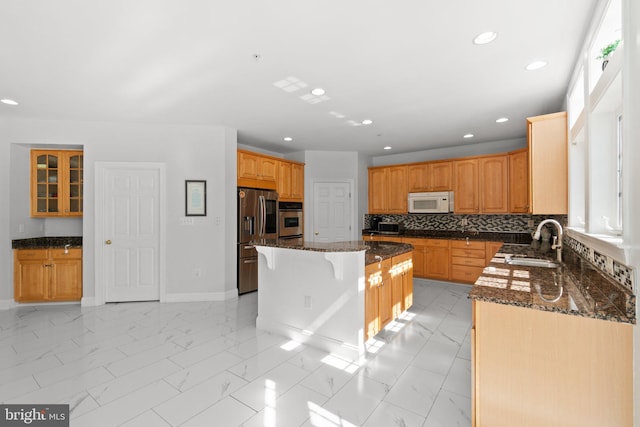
597 39 620 70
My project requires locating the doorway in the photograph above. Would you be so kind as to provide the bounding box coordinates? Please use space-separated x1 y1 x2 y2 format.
311 180 354 242
95 162 165 303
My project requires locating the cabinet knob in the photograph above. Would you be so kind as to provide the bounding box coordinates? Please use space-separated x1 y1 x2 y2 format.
105 240 112 245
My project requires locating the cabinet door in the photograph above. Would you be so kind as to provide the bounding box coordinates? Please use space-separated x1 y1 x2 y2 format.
50 249 82 301
509 149 529 213
391 268 404 320
368 168 387 213
425 240 450 280
386 166 407 213
428 161 452 191
14 250 49 302
291 163 304 201
393 251 413 312
238 151 260 180
378 262 393 329
407 163 429 192
278 161 292 199
364 263 381 341
31 150 61 216
63 151 83 216
259 157 278 182
453 159 479 213
479 155 508 213
528 112 568 214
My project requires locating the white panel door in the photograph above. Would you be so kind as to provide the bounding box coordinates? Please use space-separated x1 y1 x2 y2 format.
312 181 352 242
103 166 161 302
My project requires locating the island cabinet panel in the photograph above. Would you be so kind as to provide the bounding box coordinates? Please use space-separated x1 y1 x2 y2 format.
14 248 82 302
365 252 413 342
472 300 633 427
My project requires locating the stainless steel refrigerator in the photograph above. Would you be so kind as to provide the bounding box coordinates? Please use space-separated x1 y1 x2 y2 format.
237 188 278 294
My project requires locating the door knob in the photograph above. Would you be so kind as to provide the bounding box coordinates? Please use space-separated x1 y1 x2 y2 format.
314 232 319 235
105 240 112 245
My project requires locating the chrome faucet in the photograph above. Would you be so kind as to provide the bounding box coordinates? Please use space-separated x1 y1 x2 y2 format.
533 219 563 262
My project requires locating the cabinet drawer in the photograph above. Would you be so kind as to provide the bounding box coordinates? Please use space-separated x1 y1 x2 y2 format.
451 256 486 267
15 249 48 260
451 240 486 250
423 239 450 247
451 265 484 283
451 248 485 259
50 248 82 259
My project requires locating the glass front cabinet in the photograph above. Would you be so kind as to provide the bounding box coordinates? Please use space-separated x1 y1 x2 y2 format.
30 149 83 217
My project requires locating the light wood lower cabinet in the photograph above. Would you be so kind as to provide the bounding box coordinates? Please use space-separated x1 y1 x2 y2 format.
472 300 632 427
450 239 486 283
365 251 413 341
14 248 82 302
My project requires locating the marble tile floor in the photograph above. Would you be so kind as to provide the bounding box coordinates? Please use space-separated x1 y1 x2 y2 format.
0 279 473 427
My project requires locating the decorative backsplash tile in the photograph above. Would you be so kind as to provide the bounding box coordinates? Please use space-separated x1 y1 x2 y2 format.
364 213 566 234
564 235 634 293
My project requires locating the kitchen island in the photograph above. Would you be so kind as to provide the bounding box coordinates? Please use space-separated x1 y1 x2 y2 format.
252 239 412 360
469 244 634 427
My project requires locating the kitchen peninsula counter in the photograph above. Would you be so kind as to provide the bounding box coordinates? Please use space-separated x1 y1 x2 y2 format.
469 243 635 324
252 239 413 359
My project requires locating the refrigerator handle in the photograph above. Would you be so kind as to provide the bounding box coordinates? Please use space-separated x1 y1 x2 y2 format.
258 195 265 237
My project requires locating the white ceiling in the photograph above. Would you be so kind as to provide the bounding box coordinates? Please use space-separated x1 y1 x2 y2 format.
0 0 597 156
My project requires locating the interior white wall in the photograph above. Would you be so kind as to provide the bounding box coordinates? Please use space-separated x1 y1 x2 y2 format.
1 117 238 305
9 144 43 239
371 137 526 166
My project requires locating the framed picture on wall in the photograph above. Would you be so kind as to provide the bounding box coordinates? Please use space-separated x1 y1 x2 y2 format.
185 180 206 216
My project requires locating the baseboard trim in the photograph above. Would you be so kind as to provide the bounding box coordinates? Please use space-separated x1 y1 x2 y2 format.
162 289 238 303
0 299 16 310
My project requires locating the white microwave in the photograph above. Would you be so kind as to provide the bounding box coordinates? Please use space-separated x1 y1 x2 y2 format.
408 191 454 213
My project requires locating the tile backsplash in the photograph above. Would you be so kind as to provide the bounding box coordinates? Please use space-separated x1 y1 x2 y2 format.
364 213 566 234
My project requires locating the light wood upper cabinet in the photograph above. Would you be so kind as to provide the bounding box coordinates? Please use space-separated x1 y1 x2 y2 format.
453 158 479 213
479 155 509 213
238 150 304 201
527 112 568 214
277 160 304 202
407 161 452 192
368 166 407 213
509 148 529 213
31 150 83 217
237 150 278 190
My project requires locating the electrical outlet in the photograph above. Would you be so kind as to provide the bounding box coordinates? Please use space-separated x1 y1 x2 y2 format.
215 216 221 226
194 267 201 278
304 295 312 309
528 219 535 227
461 218 468 226
18 224 24 233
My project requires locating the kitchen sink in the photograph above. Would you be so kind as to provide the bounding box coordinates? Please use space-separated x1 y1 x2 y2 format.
505 257 559 268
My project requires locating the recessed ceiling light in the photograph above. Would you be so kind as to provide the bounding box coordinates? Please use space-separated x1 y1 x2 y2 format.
463 134 474 139
473 31 498 45
311 88 325 96
496 117 509 123
525 60 548 71
384 146 392 150
283 137 293 142
362 119 373 125
1 98 18 106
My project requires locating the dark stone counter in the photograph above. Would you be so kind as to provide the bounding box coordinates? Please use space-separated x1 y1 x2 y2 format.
469 244 635 324
12 236 83 249
251 238 413 265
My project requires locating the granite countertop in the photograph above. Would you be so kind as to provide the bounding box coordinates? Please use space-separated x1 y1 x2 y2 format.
251 238 413 265
469 243 635 324
362 229 532 244
12 236 83 249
